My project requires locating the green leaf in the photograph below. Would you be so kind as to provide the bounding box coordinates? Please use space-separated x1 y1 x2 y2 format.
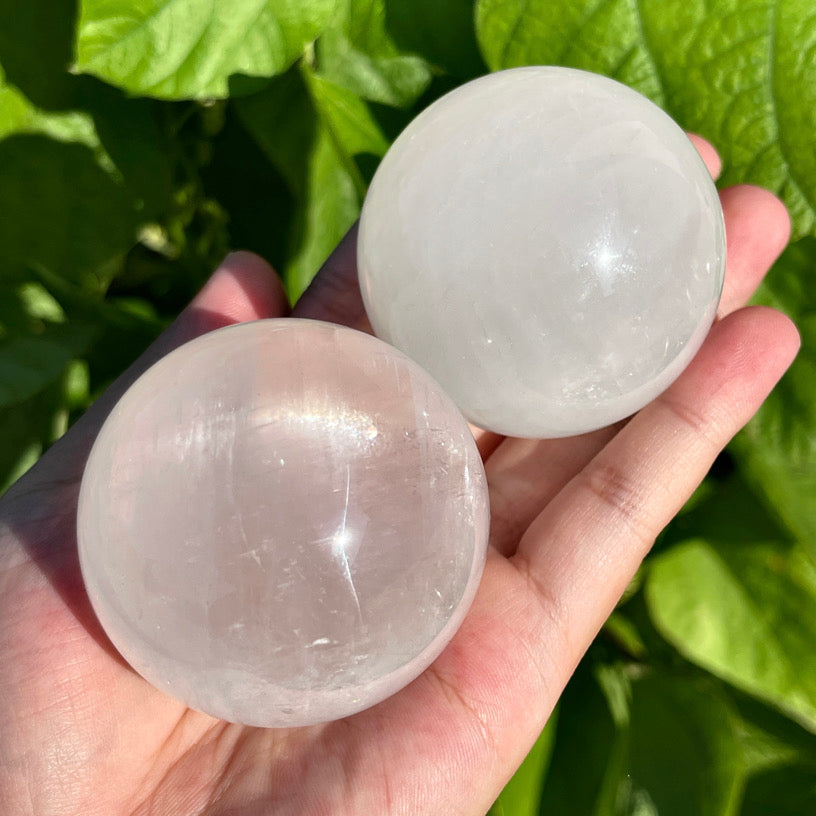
730 688 816 776
1 31 174 287
489 710 558 816
1 0 175 220
663 469 793 549
382 0 485 79
537 661 629 816
0 323 95 407
315 0 432 107
646 538 816 732
0 66 97 145
538 659 745 815
739 765 816 815
0 0 79 110
476 0 667 101
622 673 744 816
732 238 816 548
0 134 140 289
305 71 390 158
236 64 378 298
0 387 63 494
475 0 816 240
74 0 341 100
201 107 298 275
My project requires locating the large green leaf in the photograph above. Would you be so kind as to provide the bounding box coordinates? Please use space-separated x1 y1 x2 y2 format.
305 71 390 158
0 66 97 145
623 673 744 816
537 661 629 816
488 710 558 816
732 239 816 548
0 0 174 220
0 0 79 110
646 538 816 732
315 0 432 107
0 134 138 288
1 11 175 287
537 659 745 815
475 0 816 240
74 0 341 100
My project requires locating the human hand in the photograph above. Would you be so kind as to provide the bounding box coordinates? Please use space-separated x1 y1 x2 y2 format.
0 139 799 815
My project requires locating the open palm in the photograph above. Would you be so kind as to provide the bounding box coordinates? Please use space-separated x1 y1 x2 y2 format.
0 140 800 815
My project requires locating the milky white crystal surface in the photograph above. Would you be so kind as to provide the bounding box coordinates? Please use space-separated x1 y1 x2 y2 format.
358 66 726 437
78 319 489 727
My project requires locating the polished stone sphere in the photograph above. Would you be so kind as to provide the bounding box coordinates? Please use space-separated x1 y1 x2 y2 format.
358 66 725 437
78 319 489 727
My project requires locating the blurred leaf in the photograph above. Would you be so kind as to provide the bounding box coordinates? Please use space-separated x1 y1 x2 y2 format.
0 65 97 145
281 126 360 299
236 65 378 298
17 283 66 324
489 710 558 816
1 30 175 288
646 538 816 732
663 470 793 549
0 0 79 110
316 0 432 107
74 0 341 100
730 687 816 775
538 661 744 815
739 764 816 815
0 388 60 493
604 611 647 660
622 673 744 816
733 238 816 549
383 0 485 79
305 71 389 157
0 135 139 289
537 661 628 816
201 107 297 273
475 0 816 240
0 0 174 220
0 323 95 407
82 85 175 220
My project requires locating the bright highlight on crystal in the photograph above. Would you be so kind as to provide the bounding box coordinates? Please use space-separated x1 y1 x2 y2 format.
78 319 490 727
358 66 726 437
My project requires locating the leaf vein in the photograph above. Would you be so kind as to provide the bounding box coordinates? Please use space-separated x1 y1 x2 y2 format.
767 0 816 217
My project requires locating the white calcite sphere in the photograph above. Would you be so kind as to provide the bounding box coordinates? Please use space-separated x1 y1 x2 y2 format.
358 66 725 437
78 319 489 727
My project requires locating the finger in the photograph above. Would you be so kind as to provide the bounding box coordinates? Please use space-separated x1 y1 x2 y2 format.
717 186 791 317
512 306 799 676
472 427 505 460
687 133 722 179
485 182 788 556
486 425 619 555
147 250 289 364
292 223 371 332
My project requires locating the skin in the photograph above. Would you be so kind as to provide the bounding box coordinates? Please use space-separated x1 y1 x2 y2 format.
0 139 800 816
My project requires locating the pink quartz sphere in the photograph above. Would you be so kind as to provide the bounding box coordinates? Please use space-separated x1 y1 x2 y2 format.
78 319 489 727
